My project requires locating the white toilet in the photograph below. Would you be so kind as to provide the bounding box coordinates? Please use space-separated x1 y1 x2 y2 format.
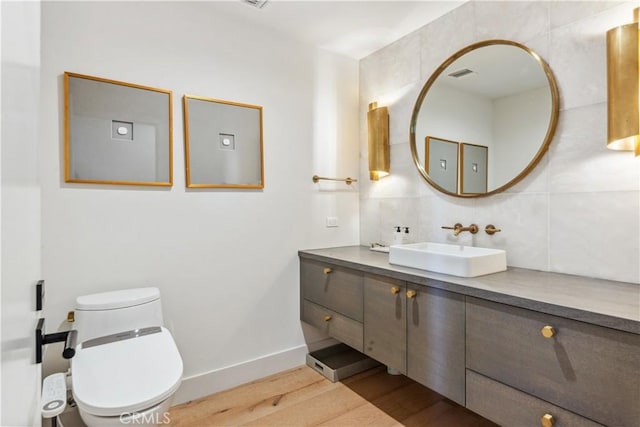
70 287 183 426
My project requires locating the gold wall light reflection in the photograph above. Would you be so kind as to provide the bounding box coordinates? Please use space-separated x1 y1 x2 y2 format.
606 7 639 156
367 102 390 180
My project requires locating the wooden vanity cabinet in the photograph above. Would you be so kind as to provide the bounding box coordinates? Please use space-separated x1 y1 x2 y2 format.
302 300 363 352
300 259 467 405
466 297 640 427
406 284 465 405
300 259 363 321
300 249 639 426
300 260 364 352
363 274 407 373
466 370 604 427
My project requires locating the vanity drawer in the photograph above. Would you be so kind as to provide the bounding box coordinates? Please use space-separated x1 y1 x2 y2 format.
301 260 363 321
466 370 603 427
466 297 640 427
302 300 363 352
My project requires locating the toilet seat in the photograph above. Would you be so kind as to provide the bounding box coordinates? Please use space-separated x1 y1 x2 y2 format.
72 326 183 417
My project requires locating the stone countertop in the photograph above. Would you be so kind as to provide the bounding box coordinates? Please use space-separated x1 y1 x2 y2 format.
298 246 640 334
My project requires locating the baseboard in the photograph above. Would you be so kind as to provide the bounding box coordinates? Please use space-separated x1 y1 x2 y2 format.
172 338 337 405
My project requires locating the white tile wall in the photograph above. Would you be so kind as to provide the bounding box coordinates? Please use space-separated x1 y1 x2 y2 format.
474 1 551 43
360 0 640 284
550 191 639 283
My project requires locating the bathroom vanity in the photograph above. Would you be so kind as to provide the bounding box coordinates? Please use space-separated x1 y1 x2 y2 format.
299 246 640 427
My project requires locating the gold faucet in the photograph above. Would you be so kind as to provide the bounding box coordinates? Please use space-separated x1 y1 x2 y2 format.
441 223 479 236
485 224 502 235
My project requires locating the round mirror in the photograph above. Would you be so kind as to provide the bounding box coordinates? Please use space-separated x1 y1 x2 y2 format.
410 40 559 197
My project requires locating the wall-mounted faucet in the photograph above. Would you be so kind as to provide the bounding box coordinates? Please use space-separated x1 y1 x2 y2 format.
485 224 502 235
442 223 478 236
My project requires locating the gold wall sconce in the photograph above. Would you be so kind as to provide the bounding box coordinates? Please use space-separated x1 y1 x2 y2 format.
606 7 639 156
367 102 390 180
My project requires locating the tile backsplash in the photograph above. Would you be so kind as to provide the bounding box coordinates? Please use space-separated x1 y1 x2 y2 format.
359 1 639 284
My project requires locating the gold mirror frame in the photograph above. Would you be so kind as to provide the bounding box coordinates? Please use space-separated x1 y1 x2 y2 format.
409 40 560 198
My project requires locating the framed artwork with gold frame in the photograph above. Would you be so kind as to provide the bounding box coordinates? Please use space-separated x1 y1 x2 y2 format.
425 136 459 194
64 72 173 186
183 94 264 189
460 142 488 195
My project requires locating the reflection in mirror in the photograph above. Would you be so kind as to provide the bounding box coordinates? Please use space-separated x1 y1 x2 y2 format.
183 95 264 189
64 72 173 186
425 137 458 194
460 143 488 194
410 40 559 197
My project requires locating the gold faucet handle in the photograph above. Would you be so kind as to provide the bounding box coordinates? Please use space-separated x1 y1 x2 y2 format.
442 223 464 235
441 223 463 231
485 224 502 235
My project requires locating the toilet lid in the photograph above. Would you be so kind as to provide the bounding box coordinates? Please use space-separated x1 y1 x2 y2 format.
72 326 183 417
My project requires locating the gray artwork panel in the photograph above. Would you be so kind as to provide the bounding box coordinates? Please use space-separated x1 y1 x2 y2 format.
186 98 262 186
427 138 458 194
461 144 488 194
67 75 171 184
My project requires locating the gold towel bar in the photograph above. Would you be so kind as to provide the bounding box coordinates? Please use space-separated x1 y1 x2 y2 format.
312 175 357 185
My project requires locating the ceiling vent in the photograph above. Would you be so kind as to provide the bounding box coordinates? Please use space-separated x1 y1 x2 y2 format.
243 0 269 9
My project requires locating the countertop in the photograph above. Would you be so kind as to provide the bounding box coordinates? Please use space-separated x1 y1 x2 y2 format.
298 246 640 334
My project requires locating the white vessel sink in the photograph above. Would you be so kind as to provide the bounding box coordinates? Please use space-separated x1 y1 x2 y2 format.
389 242 506 278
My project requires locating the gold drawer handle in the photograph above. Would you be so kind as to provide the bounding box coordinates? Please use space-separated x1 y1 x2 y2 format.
541 413 554 427
406 290 417 299
541 325 556 338
390 286 400 295
324 315 332 322
323 267 333 275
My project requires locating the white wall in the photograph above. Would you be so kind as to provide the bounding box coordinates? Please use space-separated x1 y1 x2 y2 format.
40 1 359 402
1 1 43 425
360 0 640 284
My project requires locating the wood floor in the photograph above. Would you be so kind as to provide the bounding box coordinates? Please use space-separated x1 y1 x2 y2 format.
170 365 497 426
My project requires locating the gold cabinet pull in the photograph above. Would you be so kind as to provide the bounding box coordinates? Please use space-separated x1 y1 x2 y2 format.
406 290 417 299
324 315 332 322
541 413 554 427
390 286 400 295
541 325 556 338
323 267 333 275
